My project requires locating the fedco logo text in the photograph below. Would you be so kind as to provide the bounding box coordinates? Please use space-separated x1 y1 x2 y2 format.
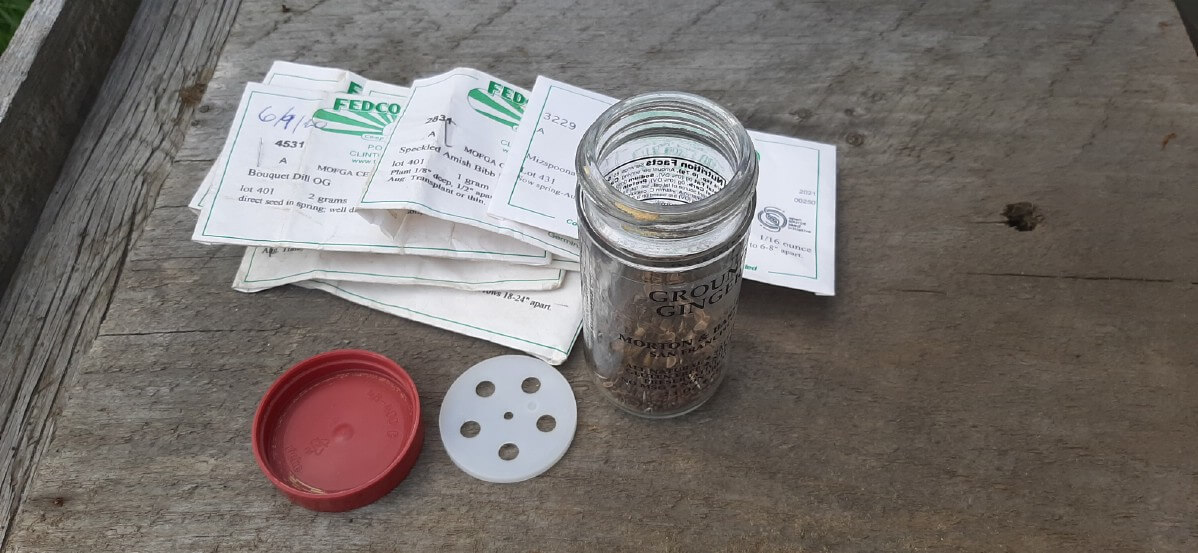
486 81 527 106
331 98 402 114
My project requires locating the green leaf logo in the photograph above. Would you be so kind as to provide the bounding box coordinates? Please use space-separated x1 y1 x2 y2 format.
467 84 526 129
312 99 401 136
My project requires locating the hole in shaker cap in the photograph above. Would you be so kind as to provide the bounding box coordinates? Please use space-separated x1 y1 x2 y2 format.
499 443 519 461
475 381 494 397
460 421 480 438
536 415 556 432
521 377 540 393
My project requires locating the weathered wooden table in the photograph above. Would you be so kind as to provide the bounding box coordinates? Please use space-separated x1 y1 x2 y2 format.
2 0 1196 550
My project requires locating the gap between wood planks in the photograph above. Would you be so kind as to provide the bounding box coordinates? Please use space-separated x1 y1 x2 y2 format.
966 272 1189 284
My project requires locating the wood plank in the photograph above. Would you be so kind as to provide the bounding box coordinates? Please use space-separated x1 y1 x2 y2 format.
9 0 1198 551
0 0 241 547
0 0 140 290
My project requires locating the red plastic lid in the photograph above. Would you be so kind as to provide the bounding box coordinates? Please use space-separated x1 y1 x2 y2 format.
252 349 423 512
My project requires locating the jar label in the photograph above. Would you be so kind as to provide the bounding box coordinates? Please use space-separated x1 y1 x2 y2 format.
582 242 745 415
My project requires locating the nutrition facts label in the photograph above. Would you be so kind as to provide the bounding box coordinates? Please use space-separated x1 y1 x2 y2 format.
604 156 728 205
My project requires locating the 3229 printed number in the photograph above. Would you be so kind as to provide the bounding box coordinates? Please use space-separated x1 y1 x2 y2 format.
543 113 576 130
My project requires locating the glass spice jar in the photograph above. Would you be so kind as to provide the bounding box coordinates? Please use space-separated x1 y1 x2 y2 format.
575 92 758 418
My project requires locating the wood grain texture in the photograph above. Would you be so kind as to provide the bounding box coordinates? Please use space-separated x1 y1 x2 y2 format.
0 0 240 547
0 0 140 290
9 0 1198 551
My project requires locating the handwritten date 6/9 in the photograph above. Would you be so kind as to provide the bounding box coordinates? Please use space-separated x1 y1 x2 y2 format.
543 112 576 130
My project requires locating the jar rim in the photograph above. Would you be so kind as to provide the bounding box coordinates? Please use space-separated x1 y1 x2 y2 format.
576 91 757 229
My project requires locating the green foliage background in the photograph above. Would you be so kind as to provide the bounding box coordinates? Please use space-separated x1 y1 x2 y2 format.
1 0 33 54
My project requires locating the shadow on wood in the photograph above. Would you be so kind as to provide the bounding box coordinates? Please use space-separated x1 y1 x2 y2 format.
0 0 140 290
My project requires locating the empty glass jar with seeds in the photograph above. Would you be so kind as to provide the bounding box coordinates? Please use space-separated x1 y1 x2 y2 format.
575 92 758 418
